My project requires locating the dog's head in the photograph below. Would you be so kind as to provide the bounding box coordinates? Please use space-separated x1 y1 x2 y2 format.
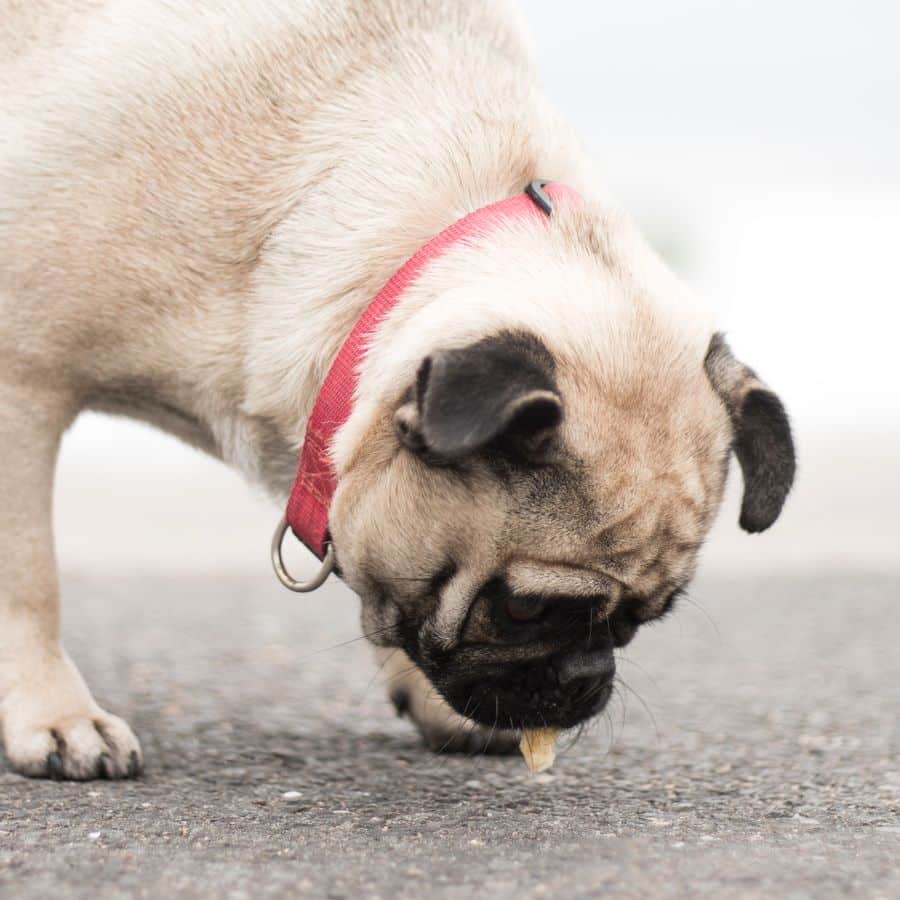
327 206 795 731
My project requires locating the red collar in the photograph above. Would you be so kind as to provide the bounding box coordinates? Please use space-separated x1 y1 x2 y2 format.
272 181 578 590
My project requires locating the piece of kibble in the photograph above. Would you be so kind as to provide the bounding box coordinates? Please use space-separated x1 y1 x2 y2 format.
519 726 561 773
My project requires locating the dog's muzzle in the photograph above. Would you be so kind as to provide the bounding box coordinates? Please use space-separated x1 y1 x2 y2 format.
441 643 616 730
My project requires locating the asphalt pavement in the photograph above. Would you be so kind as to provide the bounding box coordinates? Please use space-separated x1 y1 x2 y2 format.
1 571 898 899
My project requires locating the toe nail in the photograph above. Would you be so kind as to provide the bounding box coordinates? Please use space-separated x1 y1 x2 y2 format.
390 691 409 717
47 751 65 780
128 750 141 778
98 753 114 780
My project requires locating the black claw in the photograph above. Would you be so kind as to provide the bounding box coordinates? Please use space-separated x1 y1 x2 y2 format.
390 690 410 718
127 750 142 778
47 751 65 780
98 753 115 780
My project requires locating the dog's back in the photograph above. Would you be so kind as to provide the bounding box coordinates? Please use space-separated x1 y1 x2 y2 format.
1 1 101 63
0 1 534 386
1 0 321 393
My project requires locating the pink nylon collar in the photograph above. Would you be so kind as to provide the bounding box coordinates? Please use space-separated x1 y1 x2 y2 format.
284 182 578 563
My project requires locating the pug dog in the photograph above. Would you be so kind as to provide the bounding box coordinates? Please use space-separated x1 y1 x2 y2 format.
0 0 794 780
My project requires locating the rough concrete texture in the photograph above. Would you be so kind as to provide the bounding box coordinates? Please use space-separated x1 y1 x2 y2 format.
1 572 898 899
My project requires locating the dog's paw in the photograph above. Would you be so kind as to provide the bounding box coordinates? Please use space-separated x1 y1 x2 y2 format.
1 655 143 780
401 699 519 757
379 648 518 756
5 711 143 780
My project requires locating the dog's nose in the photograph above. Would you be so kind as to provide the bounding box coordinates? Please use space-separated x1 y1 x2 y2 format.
555 647 616 687
441 642 617 730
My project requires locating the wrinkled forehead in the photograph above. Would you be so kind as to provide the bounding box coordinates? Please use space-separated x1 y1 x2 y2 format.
557 350 732 494
494 374 731 595
504 558 622 601
500 483 706 605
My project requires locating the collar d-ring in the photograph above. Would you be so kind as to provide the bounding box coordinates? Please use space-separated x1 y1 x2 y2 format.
271 516 335 593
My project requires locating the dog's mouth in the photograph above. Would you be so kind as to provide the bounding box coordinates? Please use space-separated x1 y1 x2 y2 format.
416 644 617 730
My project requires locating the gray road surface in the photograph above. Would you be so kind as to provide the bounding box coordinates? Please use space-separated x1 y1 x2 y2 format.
1 572 898 899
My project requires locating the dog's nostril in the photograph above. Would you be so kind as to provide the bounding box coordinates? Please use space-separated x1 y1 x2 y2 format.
556 648 615 686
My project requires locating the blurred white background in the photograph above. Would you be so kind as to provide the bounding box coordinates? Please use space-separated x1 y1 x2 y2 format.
55 1 900 579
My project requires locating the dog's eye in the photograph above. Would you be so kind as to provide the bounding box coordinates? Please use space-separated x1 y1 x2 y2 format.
505 594 547 623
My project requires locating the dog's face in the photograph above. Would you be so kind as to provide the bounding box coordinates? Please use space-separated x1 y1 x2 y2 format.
328 221 795 733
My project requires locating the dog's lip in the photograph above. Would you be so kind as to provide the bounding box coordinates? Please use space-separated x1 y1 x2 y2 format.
407 629 617 728
449 676 614 730
432 645 617 730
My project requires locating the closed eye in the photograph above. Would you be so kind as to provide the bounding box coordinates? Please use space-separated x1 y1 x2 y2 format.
483 578 609 635
505 593 549 623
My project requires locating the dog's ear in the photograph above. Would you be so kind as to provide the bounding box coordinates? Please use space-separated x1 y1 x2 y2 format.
394 331 563 461
705 333 796 533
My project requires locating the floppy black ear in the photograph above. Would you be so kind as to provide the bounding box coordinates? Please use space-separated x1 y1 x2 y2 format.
705 334 796 533
394 331 563 461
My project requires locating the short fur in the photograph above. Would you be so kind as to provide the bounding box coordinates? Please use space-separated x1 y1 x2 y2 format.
0 0 793 779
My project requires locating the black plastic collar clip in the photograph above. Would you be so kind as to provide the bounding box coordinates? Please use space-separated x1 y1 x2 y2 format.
525 180 555 217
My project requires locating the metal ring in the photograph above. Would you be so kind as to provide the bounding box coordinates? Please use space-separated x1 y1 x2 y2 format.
271 516 335 593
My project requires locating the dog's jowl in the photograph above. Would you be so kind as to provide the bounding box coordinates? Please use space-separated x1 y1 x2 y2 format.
0 1 794 779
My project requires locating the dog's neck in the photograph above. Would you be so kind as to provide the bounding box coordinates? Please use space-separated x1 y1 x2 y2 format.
233 6 709 503
241 104 597 497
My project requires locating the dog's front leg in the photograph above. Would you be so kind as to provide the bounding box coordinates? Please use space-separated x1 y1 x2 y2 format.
378 649 518 755
0 382 141 779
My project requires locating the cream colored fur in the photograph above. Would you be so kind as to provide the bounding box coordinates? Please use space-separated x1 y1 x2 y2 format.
1 0 731 779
